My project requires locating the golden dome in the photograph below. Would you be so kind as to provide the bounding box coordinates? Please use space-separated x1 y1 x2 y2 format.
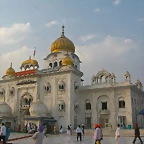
21 56 38 66
51 26 75 53
6 63 15 76
62 55 73 66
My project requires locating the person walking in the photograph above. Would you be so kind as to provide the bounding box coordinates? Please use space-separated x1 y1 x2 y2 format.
67 125 71 135
59 125 63 134
0 123 6 144
115 124 121 144
93 124 101 144
82 124 85 135
97 124 103 142
43 125 47 137
76 125 82 141
132 123 143 144
32 125 44 144
5 125 10 142
53 125 57 135
70 125 72 135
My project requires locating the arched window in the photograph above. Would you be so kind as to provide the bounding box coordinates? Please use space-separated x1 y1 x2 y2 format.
58 81 65 90
58 100 65 111
54 62 58 67
44 83 51 93
118 97 125 108
85 99 91 110
49 63 52 68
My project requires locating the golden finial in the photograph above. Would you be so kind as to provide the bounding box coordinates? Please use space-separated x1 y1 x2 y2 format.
62 25 65 36
10 62 12 68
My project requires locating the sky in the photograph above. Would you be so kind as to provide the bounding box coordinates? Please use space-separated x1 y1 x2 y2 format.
0 0 144 85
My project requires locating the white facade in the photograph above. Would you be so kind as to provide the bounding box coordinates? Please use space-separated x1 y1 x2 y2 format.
0 28 144 131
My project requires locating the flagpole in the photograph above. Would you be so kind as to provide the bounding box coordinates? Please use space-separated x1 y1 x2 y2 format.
33 47 36 59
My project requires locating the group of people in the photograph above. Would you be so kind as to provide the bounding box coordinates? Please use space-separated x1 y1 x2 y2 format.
115 123 143 144
0 123 10 144
0 122 143 144
93 123 143 144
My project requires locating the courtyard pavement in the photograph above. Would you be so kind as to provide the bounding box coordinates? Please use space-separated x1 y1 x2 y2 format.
9 133 144 144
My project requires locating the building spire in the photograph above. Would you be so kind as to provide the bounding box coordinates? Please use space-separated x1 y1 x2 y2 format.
10 62 12 68
62 25 65 36
29 55 31 60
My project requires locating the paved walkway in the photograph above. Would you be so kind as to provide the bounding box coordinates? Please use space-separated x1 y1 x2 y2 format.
9 134 144 144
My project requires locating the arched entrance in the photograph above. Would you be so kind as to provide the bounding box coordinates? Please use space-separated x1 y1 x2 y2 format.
20 92 33 126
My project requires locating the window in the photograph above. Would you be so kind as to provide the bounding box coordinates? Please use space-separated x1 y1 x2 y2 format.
24 99 28 105
58 81 65 90
102 102 107 110
10 91 13 95
49 63 52 68
54 62 58 67
29 99 32 105
119 100 125 108
61 105 64 110
85 100 91 110
44 83 51 93
58 100 65 111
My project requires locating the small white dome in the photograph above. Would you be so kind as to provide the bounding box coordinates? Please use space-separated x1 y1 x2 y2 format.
29 100 48 117
0 102 12 117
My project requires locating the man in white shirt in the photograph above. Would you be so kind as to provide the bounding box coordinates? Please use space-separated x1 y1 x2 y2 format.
0 123 6 144
115 124 120 144
76 125 82 141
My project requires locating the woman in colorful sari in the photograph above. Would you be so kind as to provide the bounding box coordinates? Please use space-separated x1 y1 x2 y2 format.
5 125 10 142
32 125 44 144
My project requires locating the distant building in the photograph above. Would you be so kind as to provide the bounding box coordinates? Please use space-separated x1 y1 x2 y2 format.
0 26 143 131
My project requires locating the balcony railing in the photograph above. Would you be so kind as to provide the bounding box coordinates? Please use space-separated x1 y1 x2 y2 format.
100 109 110 115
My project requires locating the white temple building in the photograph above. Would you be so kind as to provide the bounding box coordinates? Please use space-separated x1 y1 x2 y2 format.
0 26 144 131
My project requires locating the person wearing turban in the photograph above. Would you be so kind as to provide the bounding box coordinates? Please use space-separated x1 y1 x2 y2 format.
132 123 143 144
93 124 102 144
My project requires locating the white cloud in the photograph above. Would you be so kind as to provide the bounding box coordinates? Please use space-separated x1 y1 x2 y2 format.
77 36 135 62
0 23 30 45
94 8 100 12
124 39 132 43
137 18 144 22
0 46 35 78
80 34 96 42
113 0 120 5
45 21 58 27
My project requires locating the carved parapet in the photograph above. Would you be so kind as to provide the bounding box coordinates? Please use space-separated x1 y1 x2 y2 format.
135 80 143 90
124 71 131 81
